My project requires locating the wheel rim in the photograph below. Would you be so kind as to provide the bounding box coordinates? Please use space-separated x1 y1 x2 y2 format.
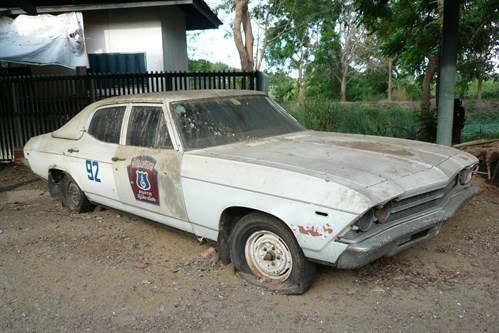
68 182 80 206
244 230 293 284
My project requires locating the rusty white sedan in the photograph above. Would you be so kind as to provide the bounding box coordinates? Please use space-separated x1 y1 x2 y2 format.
24 90 478 294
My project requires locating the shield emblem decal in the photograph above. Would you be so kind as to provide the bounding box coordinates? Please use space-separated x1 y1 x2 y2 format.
127 155 160 205
136 170 151 190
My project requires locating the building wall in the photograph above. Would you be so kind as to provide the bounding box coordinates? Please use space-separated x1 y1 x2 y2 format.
161 6 188 72
83 6 188 72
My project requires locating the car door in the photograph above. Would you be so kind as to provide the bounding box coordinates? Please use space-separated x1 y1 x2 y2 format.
111 103 191 232
65 105 127 205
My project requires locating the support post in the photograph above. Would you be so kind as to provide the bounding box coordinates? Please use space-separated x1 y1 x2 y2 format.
436 0 460 146
256 71 269 94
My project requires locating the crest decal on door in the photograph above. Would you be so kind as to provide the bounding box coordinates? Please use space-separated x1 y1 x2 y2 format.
127 155 160 205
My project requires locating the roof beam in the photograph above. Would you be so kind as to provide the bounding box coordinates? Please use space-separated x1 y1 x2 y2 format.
16 0 37 14
6 0 192 14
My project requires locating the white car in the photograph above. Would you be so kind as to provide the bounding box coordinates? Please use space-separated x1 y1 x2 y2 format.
24 90 478 294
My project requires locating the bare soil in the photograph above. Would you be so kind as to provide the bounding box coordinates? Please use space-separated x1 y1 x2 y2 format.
0 164 498 332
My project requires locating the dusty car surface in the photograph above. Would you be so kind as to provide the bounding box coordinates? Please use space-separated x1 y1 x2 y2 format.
24 90 478 294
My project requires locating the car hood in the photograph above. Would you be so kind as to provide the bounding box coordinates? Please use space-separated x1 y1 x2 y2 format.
187 131 476 205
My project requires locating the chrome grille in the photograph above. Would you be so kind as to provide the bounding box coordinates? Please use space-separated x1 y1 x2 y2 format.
340 177 460 243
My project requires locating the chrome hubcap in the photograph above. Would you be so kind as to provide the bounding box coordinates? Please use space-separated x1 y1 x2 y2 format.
244 230 292 284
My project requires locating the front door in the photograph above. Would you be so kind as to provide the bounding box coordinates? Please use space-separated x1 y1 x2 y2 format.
112 104 191 232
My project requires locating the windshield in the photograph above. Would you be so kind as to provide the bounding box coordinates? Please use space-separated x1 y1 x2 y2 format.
171 95 304 150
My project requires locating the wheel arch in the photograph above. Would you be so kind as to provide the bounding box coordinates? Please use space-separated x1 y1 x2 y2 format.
217 206 295 265
47 167 82 198
47 167 68 197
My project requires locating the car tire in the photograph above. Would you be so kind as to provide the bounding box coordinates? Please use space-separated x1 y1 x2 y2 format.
230 212 316 295
61 175 94 213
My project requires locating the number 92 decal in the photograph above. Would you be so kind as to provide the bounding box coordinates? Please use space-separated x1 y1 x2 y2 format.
86 160 101 183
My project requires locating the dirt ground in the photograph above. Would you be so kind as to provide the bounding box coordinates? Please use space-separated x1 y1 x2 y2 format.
0 164 497 332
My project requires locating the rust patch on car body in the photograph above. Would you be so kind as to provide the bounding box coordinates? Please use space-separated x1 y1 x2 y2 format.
334 141 414 157
298 225 323 237
323 224 334 234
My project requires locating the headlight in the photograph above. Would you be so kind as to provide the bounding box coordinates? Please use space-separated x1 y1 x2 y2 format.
459 164 477 185
375 202 392 223
354 209 374 232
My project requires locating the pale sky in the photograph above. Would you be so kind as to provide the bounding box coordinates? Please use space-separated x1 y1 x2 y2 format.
187 1 245 70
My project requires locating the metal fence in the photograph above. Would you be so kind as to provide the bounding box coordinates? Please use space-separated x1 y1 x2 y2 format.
0 71 261 161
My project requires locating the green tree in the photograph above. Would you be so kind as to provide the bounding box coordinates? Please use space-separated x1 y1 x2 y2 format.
355 0 442 111
188 59 235 72
266 0 334 98
456 0 498 100
356 0 498 107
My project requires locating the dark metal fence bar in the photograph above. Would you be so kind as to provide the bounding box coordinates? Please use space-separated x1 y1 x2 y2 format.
0 70 259 161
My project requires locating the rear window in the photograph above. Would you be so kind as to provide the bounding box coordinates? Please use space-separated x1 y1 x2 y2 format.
88 106 125 144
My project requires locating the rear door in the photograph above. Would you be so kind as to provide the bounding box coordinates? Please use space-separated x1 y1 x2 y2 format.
112 103 191 232
66 105 127 205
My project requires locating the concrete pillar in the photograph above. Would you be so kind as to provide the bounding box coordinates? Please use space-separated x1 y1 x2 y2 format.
436 0 460 146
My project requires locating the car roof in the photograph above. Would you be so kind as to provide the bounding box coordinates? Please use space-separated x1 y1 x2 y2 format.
92 89 265 106
52 90 267 140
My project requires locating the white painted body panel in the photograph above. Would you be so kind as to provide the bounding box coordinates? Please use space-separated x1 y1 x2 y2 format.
180 131 477 263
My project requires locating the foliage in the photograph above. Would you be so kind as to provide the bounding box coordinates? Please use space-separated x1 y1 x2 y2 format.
188 59 236 72
355 0 498 104
355 0 441 74
347 67 388 101
456 0 499 94
218 0 497 104
284 98 497 143
268 71 297 102
462 110 499 141
286 99 420 140
463 80 499 100
417 108 437 142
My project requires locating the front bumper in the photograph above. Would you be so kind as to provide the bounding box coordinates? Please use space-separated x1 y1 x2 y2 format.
336 185 477 269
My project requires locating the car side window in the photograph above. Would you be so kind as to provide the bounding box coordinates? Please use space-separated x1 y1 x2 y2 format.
126 105 173 148
88 106 126 144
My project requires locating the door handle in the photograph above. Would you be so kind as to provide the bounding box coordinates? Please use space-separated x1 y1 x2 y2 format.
112 156 126 162
67 148 79 153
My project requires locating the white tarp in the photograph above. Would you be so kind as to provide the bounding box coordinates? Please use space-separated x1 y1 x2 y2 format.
0 12 88 69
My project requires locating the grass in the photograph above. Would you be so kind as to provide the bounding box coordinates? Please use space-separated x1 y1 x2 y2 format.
285 99 421 140
462 110 499 142
284 99 498 143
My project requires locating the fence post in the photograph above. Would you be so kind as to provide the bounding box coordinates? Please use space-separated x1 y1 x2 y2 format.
256 71 269 94
88 74 96 103
10 82 23 148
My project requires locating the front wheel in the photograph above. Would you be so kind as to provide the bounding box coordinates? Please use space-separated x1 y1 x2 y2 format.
230 212 316 294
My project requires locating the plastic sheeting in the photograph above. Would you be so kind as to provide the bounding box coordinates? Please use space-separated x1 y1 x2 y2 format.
0 12 89 69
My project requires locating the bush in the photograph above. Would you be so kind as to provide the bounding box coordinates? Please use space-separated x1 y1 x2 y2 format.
287 99 420 140
463 81 499 100
462 110 499 142
285 98 499 143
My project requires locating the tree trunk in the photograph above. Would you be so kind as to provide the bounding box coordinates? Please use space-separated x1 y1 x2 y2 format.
340 73 347 103
297 46 305 100
387 58 393 102
233 0 254 71
297 61 304 100
422 56 438 112
477 77 483 101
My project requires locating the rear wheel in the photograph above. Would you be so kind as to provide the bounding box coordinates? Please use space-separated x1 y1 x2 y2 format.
230 212 316 294
61 175 94 213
